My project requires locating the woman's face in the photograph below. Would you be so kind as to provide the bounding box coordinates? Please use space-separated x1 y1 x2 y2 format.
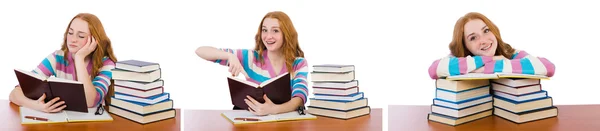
66 18 90 53
261 18 283 52
463 19 497 56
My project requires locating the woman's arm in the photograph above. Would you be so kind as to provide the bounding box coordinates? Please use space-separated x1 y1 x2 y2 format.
275 58 309 113
428 55 495 79
75 57 115 107
480 52 555 77
10 51 65 112
195 46 236 62
196 46 250 76
74 58 97 107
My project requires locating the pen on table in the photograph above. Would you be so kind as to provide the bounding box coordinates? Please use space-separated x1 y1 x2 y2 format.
25 116 49 121
234 118 260 121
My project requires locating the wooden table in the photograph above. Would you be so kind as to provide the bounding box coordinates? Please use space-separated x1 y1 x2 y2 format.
184 108 382 131
0 100 180 131
389 105 600 131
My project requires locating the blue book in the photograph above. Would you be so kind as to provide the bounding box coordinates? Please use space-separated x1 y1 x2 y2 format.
431 101 493 118
110 97 173 115
114 92 170 105
433 94 493 110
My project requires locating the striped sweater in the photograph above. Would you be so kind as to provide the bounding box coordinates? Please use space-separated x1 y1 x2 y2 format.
211 48 309 104
32 50 115 107
429 50 555 79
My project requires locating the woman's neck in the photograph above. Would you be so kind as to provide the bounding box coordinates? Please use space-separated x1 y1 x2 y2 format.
268 50 284 63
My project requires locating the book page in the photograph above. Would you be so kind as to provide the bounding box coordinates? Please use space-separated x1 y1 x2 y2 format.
268 111 317 121
228 76 259 88
20 107 68 124
222 110 268 124
222 110 316 124
496 73 549 79
15 69 47 81
446 73 499 80
65 107 113 122
47 76 83 84
260 73 289 87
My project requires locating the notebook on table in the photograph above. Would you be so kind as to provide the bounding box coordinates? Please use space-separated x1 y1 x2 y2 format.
221 110 316 125
19 106 113 124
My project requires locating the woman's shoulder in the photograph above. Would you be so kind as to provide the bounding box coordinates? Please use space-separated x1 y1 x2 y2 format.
101 56 116 66
293 57 307 66
52 50 66 57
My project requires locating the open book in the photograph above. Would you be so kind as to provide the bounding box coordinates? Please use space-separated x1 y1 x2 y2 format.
227 73 291 109
221 110 316 125
445 73 549 81
14 69 88 112
20 106 113 124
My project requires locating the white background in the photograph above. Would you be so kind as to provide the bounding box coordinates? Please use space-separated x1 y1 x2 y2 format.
1 0 599 130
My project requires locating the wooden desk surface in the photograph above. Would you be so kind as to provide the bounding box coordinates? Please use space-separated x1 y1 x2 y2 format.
0 100 180 131
184 108 382 131
389 105 600 131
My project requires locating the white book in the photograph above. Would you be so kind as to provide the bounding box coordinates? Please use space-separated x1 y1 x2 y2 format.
114 80 164 90
431 102 493 118
493 90 548 102
112 69 161 83
221 110 316 125
313 80 358 89
20 106 113 124
436 86 490 103
312 65 355 73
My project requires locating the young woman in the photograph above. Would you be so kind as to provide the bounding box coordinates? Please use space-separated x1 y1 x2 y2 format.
429 12 555 79
9 13 117 113
195 11 308 116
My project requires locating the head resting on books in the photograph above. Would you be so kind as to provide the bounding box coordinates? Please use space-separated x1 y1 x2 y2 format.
449 12 515 58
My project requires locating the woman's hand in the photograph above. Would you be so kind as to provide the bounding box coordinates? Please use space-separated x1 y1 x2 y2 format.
75 36 98 60
245 95 279 116
33 94 67 113
228 54 246 77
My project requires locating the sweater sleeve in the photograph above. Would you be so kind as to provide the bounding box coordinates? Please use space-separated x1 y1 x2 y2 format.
209 48 249 66
32 51 60 77
91 57 116 107
428 55 494 79
290 57 309 104
483 50 555 77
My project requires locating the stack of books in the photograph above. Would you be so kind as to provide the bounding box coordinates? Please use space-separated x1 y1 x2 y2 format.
109 60 176 124
491 78 558 123
427 79 494 126
307 65 370 119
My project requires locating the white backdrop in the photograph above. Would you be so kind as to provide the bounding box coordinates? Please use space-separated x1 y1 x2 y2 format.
1 0 599 130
